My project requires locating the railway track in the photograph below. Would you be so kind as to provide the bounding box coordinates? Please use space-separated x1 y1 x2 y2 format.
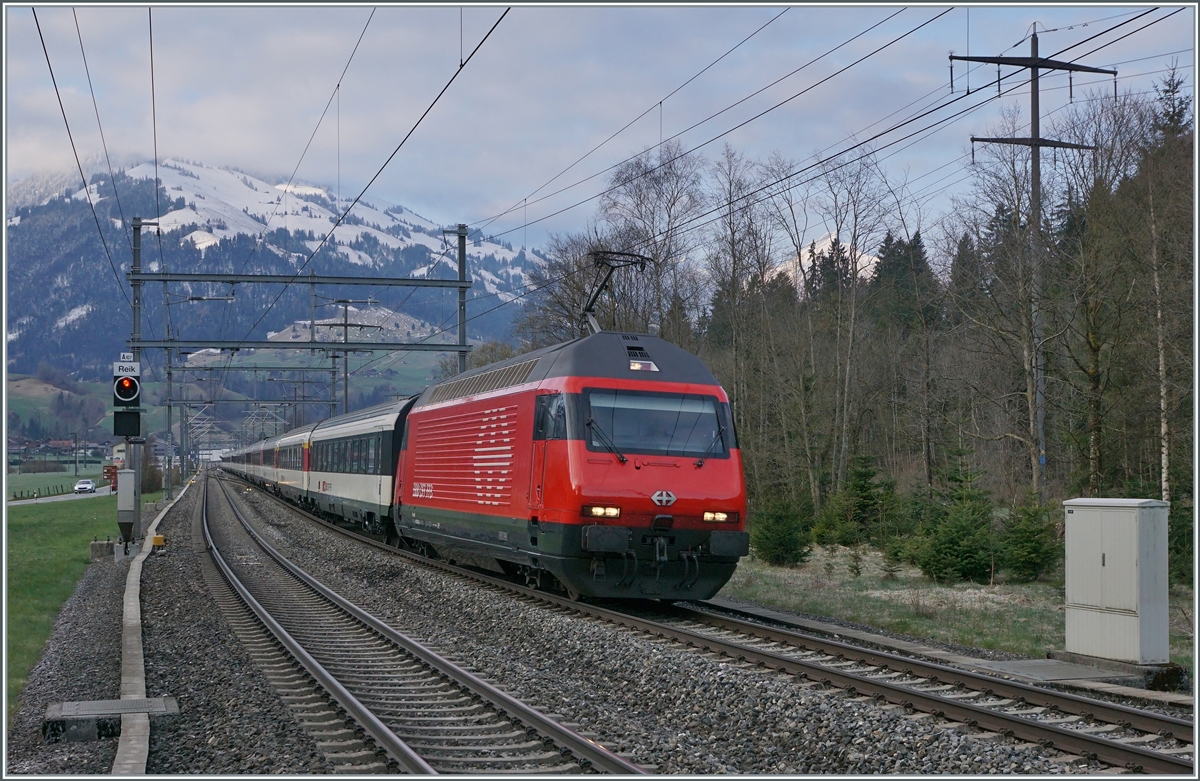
202 475 646 774
233 473 1194 775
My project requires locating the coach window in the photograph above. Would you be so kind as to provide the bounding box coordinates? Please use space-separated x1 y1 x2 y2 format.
366 437 375 474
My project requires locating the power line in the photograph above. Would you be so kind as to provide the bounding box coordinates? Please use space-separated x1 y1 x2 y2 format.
72 8 132 254
490 7 953 244
30 7 130 311
451 9 1181 353
207 8 377 402
352 33 1184 395
473 5 794 234
476 6 913 233
233 7 510 350
600 10 1181 256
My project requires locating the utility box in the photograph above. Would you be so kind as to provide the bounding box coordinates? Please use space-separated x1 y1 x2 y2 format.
1063 498 1169 664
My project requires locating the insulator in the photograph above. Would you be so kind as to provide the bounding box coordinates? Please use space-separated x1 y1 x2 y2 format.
950 59 954 93
1069 72 1073 103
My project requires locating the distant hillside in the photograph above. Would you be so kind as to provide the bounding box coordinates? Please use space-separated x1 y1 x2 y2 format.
6 160 544 379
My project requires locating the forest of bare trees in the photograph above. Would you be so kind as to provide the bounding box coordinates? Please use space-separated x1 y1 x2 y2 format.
515 76 1193 584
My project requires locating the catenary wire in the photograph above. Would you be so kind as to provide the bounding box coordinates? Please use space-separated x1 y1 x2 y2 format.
240 10 1179 409
494 7 1178 252
356 18 1188 385
474 6 912 231
149 7 174 374
206 8 378 405
473 6 794 235
30 9 131 311
232 7 510 360
243 7 509 350
72 7 132 254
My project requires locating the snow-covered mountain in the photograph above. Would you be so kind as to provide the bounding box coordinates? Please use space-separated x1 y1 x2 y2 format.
6 160 543 377
73 159 534 301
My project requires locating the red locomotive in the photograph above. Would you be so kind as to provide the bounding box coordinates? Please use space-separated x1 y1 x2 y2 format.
396 330 748 599
225 330 749 600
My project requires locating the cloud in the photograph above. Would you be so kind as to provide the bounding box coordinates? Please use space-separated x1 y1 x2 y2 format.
7 5 1193 248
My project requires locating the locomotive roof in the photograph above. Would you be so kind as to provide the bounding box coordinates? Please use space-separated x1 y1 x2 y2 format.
415 331 719 407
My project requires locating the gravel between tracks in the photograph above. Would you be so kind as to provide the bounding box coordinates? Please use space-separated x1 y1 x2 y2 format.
139 484 333 774
239 486 1096 775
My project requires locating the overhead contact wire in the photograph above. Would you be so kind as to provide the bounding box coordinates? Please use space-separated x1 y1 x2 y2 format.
31 7 131 311
235 7 510 354
72 7 133 254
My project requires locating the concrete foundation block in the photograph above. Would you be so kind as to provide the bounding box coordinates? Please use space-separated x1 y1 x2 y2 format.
42 697 178 743
90 540 115 561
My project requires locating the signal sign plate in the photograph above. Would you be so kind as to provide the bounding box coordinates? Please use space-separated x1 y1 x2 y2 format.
113 361 141 377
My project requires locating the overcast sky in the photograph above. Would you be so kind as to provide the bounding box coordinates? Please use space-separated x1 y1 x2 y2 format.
5 4 1195 249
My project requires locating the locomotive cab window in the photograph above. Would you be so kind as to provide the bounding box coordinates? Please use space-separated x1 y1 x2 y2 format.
583 389 732 459
534 393 568 440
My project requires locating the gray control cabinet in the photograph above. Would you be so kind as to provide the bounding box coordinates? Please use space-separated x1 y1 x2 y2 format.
1063 498 1169 664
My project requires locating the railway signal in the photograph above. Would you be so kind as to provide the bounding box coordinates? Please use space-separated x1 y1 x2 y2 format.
113 375 141 406
113 356 141 437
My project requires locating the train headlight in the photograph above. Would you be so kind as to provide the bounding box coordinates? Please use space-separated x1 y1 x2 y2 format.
583 505 621 518
703 511 736 522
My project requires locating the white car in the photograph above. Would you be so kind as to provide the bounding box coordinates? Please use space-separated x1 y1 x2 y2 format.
73 479 96 494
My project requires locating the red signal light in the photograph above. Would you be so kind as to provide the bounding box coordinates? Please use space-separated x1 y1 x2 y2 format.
113 375 141 405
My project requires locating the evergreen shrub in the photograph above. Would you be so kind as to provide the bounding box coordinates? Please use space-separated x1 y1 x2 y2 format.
999 499 1060 582
750 493 812 566
914 452 995 583
1168 501 1193 585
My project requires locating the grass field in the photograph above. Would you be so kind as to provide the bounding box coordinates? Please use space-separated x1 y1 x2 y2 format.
5 491 165 724
719 545 1194 678
6 466 108 499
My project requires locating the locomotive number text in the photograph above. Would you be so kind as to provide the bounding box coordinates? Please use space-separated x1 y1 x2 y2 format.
412 482 435 499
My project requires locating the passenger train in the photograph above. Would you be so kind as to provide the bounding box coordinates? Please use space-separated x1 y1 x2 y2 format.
223 331 749 600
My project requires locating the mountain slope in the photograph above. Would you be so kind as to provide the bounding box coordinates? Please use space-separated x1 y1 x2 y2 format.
6 160 541 378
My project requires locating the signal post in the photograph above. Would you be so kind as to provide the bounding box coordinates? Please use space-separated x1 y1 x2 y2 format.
113 351 143 553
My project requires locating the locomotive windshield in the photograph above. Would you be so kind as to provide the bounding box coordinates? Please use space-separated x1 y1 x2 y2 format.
584 389 730 459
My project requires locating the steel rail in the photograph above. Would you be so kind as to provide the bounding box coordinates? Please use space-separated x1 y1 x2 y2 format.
218 477 646 775
561 605 1193 774
202 478 436 774
667 603 1194 742
226 472 1192 774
